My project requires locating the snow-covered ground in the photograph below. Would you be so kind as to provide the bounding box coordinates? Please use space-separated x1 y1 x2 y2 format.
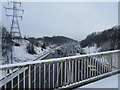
7 39 55 64
79 74 118 88
83 44 101 54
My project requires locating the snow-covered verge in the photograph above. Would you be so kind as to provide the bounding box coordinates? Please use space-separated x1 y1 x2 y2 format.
79 74 118 88
83 44 101 54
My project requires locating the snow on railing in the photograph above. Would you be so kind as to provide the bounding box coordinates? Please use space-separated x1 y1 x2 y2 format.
0 50 120 89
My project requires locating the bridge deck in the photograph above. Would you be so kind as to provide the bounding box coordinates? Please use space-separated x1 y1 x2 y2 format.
79 74 118 88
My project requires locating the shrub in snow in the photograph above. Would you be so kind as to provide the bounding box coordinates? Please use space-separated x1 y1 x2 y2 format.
14 43 20 46
26 43 36 55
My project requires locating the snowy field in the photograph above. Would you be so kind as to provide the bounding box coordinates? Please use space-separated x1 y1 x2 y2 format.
79 74 118 88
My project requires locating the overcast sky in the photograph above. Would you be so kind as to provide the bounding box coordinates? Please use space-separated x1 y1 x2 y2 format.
2 2 118 41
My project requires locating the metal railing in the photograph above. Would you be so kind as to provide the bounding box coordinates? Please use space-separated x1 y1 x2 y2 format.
0 50 120 88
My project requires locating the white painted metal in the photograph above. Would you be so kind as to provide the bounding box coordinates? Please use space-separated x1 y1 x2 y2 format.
53 63 55 88
44 64 46 88
28 66 31 88
48 64 50 88
23 68 25 88
97 56 99 76
4 70 7 89
86 58 88 78
72 60 74 83
64 61 66 85
89 57 91 78
68 60 71 84
0 50 120 88
81 58 83 80
75 59 77 82
57 63 59 87
94 57 96 76
84 58 86 79
39 65 41 88
34 65 36 88
61 62 63 86
18 68 20 88
11 69 13 88
78 59 80 81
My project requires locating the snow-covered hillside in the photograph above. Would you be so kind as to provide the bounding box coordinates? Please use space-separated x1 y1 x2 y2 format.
83 44 101 54
81 26 120 53
2 39 56 64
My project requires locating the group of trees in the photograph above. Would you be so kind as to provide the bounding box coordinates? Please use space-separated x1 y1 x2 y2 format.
2 27 12 64
80 26 120 51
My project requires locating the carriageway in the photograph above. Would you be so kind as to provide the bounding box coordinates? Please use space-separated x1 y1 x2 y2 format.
0 50 120 89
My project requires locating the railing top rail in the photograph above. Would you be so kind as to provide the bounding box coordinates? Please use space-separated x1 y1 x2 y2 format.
0 49 120 70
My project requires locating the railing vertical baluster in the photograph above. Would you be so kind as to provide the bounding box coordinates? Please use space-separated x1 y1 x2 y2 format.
53 63 55 88
28 66 31 88
84 58 86 79
64 61 66 85
78 59 80 81
57 63 59 87
61 62 63 86
18 68 20 88
102 55 104 74
23 68 25 88
1 70 7 89
48 64 50 88
34 65 36 88
67 61 69 84
97 56 99 76
72 59 74 83
44 64 46 88
81 58 83 80
92 57 94 77
95 57 96 76
39 65 41 88
75 59 77 82
68 60 71 84
11 69 13 88
103 55 105 73
99 55 101 75
86 57 88 78
4 70 7 89
89 57 91 78
104 56 106 73
110 54 112 71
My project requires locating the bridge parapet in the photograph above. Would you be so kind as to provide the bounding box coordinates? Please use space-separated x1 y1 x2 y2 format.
0 50 120 88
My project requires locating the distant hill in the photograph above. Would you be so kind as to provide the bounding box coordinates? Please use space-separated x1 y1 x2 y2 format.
80 26 120 52
42 36 77 45
26 36 77 46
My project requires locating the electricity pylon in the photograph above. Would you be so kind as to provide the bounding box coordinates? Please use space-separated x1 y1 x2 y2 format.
4 0 24 39
4 0 24 64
